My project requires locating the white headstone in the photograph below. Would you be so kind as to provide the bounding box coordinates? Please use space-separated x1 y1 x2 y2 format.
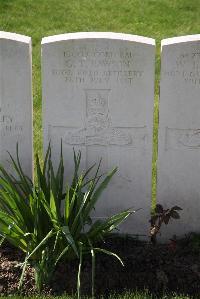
157 35 200 239
0 32 33 179
42 32 155 236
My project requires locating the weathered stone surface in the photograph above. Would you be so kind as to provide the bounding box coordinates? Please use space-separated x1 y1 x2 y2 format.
0 32 33 178
42 32 155 236
157 35 200 239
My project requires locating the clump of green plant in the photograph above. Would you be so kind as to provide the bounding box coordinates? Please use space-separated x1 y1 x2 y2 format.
150 204 182 244
0 143 134 297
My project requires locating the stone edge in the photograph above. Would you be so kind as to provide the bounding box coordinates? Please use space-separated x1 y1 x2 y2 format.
161 34 200 49
41 32 155 45
0 31 31 44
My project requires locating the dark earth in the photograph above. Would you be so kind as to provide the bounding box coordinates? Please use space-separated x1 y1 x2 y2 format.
0 234 200 298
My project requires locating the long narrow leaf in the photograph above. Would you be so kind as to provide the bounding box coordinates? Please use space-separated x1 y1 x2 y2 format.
77 242 82 299
18 258 28 290
61 226 79 257
6 144 32 196
64 186 70 223
55 245 70 266
91 247 95 298
88 209 133 240
71 191 90 234
94 247 124 266
84 168 117 219
23 229 55 263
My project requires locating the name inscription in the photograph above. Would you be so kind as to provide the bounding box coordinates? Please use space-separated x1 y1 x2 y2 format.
162 47 200 86
52 45 144 85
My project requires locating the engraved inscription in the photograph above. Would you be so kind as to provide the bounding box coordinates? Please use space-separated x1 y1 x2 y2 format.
52 45 144 85
162 46 200 86
48 89 148 149
0 109 23 137
165 127 200 150
52 69 143 85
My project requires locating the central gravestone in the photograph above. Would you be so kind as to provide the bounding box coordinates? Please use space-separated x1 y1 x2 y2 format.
42 32 155 236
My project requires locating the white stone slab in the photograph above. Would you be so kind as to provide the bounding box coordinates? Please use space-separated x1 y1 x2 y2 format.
42 32 155 236
0 32 33 179
157 35 200 240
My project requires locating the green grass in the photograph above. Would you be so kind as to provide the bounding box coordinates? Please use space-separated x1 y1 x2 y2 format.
0 293 194 299
0 0 200 202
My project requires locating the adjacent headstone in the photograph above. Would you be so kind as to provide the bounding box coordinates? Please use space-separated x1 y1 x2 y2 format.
0 32 33 179
42 32 155 236
157 35 200 239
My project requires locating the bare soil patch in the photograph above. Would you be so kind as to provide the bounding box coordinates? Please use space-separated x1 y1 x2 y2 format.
0 235 200 298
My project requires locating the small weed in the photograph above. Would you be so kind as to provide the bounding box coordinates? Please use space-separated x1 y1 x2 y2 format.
150 204 182 244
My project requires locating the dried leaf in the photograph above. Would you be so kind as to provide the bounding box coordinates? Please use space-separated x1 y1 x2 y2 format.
170 210 180 219
163 214 170 225
164 209 170 216
171 206 182 211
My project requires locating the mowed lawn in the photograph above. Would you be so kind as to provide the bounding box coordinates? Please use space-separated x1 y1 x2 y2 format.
0 294 193 299
0 0 200 199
